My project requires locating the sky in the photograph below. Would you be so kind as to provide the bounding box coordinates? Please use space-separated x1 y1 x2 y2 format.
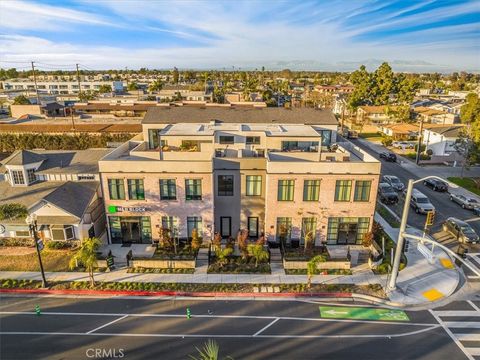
0 0 479 72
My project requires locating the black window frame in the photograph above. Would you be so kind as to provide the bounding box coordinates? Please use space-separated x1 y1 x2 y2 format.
127 179 145 200
185 179 202 201
217 175 234 196
246 136 261 145
160 179 177 200
219 135 235 144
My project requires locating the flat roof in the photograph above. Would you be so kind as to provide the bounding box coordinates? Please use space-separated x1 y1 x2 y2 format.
142 106 338 125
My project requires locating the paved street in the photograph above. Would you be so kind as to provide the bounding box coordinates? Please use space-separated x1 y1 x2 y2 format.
0 295 479 360
351 139 480 246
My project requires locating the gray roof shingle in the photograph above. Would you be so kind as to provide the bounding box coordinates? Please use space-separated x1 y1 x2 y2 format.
2 150 46 166
42 181 98 218
142 106 338 125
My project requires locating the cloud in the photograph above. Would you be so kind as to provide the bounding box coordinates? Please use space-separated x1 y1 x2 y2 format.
0 0 478 72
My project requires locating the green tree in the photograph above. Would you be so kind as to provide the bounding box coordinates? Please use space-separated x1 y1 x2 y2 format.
307 254 327 289
461 93 480 143
98 84 112 93
127 82 139 91
0 203 29 221
12 95 31 105
373 62 394 105
173 67 179 84
78 91 96 102
247 244 269 267
191 228 201 252
348 65 373 110
69 237 101 287
148 79 163 93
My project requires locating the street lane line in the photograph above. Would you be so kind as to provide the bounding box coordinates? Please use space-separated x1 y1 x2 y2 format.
455 334 480 341
464 348 480 356
433 311 480 317
86 315 128 334
467 301 480 312
0 326 440 339
0 311 435 327
443 322 480 328
253 318 279 336
429 310 475 360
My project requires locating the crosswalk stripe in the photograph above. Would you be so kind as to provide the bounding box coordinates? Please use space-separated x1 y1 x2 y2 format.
455 334 480 341
443 322 480 328
464 348 480 356
433 311 480 317
468 301 480 312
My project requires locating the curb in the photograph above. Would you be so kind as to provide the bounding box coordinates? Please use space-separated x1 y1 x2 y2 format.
0 288 353 299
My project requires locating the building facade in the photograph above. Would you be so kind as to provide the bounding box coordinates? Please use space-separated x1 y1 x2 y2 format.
1 80 124 95
99 105 380 246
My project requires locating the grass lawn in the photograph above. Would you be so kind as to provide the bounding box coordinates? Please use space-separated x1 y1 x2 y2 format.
0 249 74 272
448 177 480 196
359 132 384 142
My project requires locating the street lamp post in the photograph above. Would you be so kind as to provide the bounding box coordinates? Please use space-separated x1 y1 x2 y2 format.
26 214 48 288
387 175 456 291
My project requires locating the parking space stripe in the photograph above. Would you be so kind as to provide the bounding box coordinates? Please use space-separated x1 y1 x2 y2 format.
86 315 128 334
253 318 279 336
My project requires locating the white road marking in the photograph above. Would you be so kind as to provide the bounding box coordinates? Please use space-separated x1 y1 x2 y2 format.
86 315 128 334
0 326 440 339
467 300 480 312
429 310 475 360
443 321 480 328
0 311 433 327
433 310 480 317
455 334 480 341
464 348 480 356
253 318 279 336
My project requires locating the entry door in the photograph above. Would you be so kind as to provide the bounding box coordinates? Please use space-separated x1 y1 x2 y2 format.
337 223 358 245
220 217 231 238
121 219 141 243
248 217 259 238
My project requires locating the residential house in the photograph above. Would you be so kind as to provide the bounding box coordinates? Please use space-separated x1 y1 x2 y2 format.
379 123 419 140
422 125 465 156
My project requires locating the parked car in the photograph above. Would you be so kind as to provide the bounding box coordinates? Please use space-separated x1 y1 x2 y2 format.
379 152 397 162
393 141 415 149
382 175 405 191
409 189 435 214
378 183 399 204
474 207 480 216
442 217 479 244
423 178 448 192
450 193 480 210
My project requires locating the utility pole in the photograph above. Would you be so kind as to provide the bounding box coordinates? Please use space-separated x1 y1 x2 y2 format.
31 61 40 106
70 105 76 132
75 63 81 96
415 117 424 165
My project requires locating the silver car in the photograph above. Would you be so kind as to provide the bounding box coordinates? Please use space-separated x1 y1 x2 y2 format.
450 193 480 210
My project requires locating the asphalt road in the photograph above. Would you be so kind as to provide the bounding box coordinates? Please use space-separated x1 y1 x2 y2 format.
350 139 480 248
1 295 479 360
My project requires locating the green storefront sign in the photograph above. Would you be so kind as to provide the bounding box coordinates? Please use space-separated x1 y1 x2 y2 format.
319 306 409 321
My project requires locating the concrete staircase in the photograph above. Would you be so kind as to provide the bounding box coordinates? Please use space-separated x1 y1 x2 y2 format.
269 248 284 275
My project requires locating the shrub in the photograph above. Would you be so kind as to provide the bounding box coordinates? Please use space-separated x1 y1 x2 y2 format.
0 237 34 247
362 232 374 248
382 137 393 147
46 241 74 250
191 228 201 252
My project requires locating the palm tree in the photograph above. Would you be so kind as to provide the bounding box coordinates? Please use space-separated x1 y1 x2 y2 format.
247 244 269 267
215 247 233 268
0 203 28 221
190 339 233 360
69 237 101 287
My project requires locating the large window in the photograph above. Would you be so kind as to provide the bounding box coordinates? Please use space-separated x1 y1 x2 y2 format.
278 180 294 201
11 170 25 185
276 217 292 242
185 179 202 200
161 216 177 236
148 129 160 149
334 180 352 202
320 130 332 147
248 217 259 238
187 216 202 239
217 175 234 196
160 179 177 200
128 179 145 200
246 136 260 145
303 180 320 201
327 217 370 245
246 175 262 196
51 225 75 241
354 180 372 202
26 169 36 184
301 217 317 243
108 179 125 200
219 136 234 144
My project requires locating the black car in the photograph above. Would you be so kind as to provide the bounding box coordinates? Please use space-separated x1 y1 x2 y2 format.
379 152 397 162
378 183 399 204
423 178 448 192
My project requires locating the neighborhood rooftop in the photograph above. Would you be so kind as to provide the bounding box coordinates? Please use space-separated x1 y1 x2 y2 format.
142 106 338 125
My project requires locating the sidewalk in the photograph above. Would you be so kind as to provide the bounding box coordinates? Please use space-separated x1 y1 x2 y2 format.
375 213 460 305
358 138 480 200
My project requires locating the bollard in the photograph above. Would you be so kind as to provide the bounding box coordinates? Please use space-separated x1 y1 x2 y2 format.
186 308 191 319
35 305 41 316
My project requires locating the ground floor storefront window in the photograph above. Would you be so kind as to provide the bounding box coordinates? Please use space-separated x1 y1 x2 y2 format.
327 217 370 245
109 216 152 244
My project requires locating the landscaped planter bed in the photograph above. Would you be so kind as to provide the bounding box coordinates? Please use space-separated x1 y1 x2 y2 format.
127 267 195 274
131 259 196 269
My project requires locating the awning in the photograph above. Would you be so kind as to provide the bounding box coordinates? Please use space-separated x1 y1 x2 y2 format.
36 216 80 225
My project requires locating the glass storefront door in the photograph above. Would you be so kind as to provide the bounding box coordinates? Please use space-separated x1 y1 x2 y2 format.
121 218 141 243
337 223 358 245
109 216 152 244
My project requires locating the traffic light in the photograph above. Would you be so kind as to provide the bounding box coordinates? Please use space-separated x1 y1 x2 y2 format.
426 211 435 226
